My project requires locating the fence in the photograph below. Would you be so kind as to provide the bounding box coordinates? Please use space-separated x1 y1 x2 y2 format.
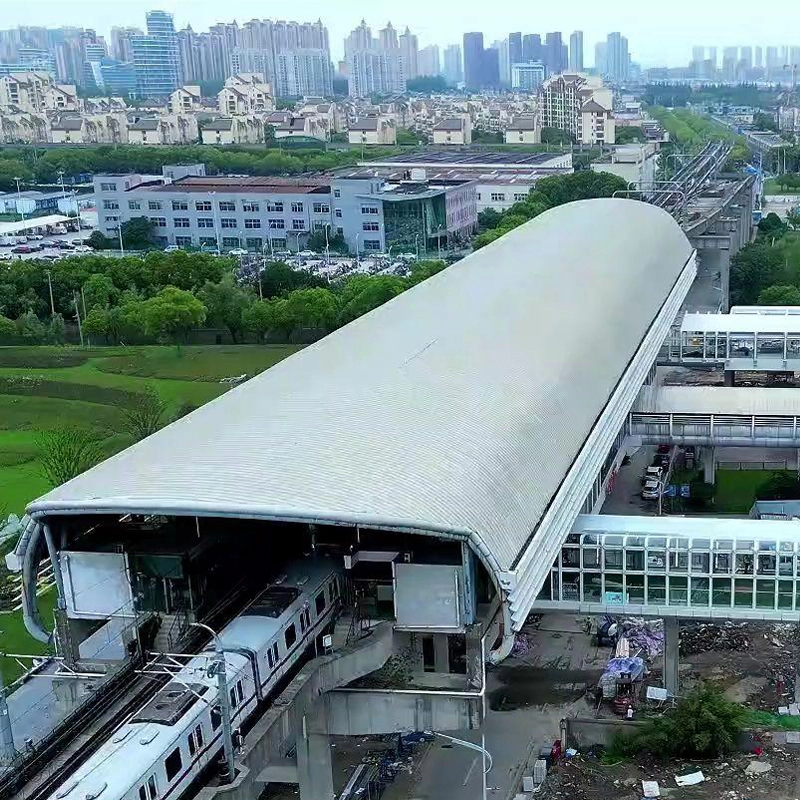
717 461 790 471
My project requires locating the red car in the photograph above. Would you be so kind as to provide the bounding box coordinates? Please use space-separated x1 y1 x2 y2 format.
11 245 33 254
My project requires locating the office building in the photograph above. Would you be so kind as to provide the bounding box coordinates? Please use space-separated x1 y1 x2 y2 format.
131 10 179 98
545 32 566 74
740 45 753 70
483 47 500 89
345 20 406 97
463 32 485 90
418 45 440 77
522 34 542 64
511 62 546 91
755 46 763 69
594 42 607 76
569 31 584 72
692 46 705 63
111 27 142 63
605 32 629 82
443 43 462 85
508 33 522 71
400 27 418 80
86 57 136 96
492 39 510 86
708 46 718 69
722 46 738 81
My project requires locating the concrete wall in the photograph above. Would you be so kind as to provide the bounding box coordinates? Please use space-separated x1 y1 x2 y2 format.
563 716 645 749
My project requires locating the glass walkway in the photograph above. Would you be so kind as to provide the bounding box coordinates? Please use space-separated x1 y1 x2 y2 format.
661 307 800 371
532 514 800 620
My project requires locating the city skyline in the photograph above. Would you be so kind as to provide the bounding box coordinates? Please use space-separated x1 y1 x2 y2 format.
5 0 800 68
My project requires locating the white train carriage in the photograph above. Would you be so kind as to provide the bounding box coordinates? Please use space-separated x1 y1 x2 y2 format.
50 559 341 800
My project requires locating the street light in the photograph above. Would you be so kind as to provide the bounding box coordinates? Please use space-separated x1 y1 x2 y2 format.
0 654 17 766
190 622 235 784
44 269 55 316
355 232 360 265
115 224 125 256
415 233 420 260
14 177 26 223
427 731 493 800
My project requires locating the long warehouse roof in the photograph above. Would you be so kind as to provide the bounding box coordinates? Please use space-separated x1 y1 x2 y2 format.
28 198 693 572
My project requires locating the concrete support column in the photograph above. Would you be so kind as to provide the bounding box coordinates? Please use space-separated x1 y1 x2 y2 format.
719 248 731 312
724 370 736 387
702 447 716 484
433 633 449 673
663 617 680 696
296 705 334 800
465 624 484 690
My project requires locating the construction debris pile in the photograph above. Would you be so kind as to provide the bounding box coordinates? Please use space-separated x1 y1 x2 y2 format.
680 621 751 656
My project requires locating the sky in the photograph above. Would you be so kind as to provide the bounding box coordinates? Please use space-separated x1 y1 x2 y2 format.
4 0 800 67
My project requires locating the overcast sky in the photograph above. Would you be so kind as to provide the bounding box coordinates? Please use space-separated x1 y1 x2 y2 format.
4 0 799 66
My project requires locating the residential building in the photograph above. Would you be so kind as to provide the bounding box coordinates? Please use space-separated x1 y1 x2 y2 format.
483 48 500 89
127 113 198 145
569 31 584 72
111 27 142 63
348 116 397 145
463 32 485 90
504 114 541 144
169 85 202 115
131 10 179 98
508 33 523 72
345 20 406 97
511 62 546 91
0 71 75 113
418 46 440 78
605 32 629 82
432 117 472 145
399 27 418 80
443 44 462 86
275 50 333 98
522 34 542 64
538 73 615 145
591 143 658 187
200 116 262 145
266 110 328 141
217 74 274 115
594 42 607 75
332 169 477 255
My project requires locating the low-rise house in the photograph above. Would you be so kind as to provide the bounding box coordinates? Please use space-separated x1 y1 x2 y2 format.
432 117 472 145
504 115 541 144
348 116 396 145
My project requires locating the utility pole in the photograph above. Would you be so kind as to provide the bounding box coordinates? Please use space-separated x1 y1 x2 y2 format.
73 291 84 347
191 623 235 783
44 269 55 316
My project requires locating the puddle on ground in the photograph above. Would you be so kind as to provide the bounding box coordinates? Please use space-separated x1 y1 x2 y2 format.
488 666 602 711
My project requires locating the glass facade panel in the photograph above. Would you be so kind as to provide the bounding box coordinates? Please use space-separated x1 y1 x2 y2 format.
669 576 688 605
779 581 794 609
734 579 754 607
647 576 666 604
691 552 710 573
712 578 731 606
584 573 602 602
626 575 645 603
691 577 709 606
756 579 775 608
626 550 644 571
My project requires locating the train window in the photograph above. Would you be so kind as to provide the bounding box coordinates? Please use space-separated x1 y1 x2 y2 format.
300 612 306 633
229 687 237 708
273 643 279 664
147 776 157 800
267 647 274 669
139 787 147 800
315 592 326 615
211 706 221 730
165 748 182 782
188 731 196 757
285 624 297 649
195 724 204 748
237 681 244 703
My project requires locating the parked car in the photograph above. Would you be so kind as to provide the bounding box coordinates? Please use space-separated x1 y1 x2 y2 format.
0 237 15 247
641 479 661 500
40 253 62 261
73 244 92 253
657 444 671 454
52 225 67 234
14 236 28 244
0 251 12 261
642 466 663 484
11 245 33 253
28 233 44 240
297 249 317 258
164 244 181 253
228 248 248 257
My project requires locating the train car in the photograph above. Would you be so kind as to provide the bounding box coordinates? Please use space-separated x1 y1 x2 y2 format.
49 558 341 800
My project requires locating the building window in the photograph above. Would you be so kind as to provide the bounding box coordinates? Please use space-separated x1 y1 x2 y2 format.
148 200 162 211
312 202 329 213
175 236 192 246
333 188 341 198
197 218 214 228
490 192 505 202
199 237 217 247
336 227 343 237
363 239 381 251
514 193 528 202
246 237 262 250
290 202 304 213
104 215 119 223
271 238 287 249
244 218 261 229
220 218 237 229
173 218 190 228
315 592 326 615
164 748 182 782
313 221 326 231
268 218 285 229
128 200 141 210
152 217 167 227
285 624 297 649
222 236 239 247
103 200 119 210
242 201 260 212
266 201 283 212
362 221 379 231
171 200 188 211
361 206 379 215
335 208 342 218
99 182 117 191
219 201 236 211
291 219 305 230
195 200 212 211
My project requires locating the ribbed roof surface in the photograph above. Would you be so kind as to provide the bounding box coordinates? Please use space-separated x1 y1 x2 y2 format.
29 199 693 571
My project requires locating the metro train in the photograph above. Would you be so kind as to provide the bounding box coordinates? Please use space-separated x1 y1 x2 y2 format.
48 558 342 800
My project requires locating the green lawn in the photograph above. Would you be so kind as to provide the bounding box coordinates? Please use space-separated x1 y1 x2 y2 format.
714 470 772 513
0 587 57 686
0 345 303 516
764 178 800 195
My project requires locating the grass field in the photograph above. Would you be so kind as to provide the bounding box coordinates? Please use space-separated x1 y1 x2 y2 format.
0 345 302 516
714 470 771 513
764 178 800 195
0 587 56 685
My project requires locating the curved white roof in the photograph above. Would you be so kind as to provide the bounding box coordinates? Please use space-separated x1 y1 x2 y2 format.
29 199 693 572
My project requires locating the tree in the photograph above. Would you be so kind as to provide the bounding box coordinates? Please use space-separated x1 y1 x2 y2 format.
260 260 325 298
0 315 14 341
82 274 119 311
242 300 277 342
405 260 447 287
36 428 102 487
274 288 338 335
121 217 157 250
83 306 111 342
754 111 778 132
614 684 746 760
306 229 349 254
471 130 504 144
758 285 800 305
396 128 424 146
541 127 574 145
142 287 206 343
730 241 784 305
199 274 254 343
15 310 45 341
757 471 800 500
757 212 786 236
47 313 66 344
338 275 405 325
87 231 111 250
477 208 504 232
122 386 168 442
407 75 448 93
615 126 645 144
